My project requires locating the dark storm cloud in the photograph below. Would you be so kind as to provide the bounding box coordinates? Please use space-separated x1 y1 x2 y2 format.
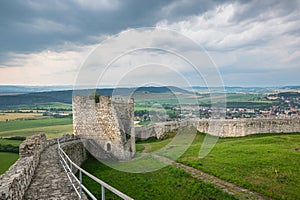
0 0 299 54
0 0 173 53
0 0 238 53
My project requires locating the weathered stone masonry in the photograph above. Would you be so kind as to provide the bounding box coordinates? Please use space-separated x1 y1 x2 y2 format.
135 118 300 140
72 96 135 160
0 134 46 200
0 134 87 200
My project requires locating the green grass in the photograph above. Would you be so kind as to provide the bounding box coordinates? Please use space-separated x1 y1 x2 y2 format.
135 144 145 152
0 139 23 174
1 102 72 110
0 118 72 138
0 117 72 175
80 155 236 200
0 139 22 146
133 92 272 109
0 152 19 174
0 118 72 175
172 132 300 200
136 121 151 126
0 124 73 138
0 117 72 132
225 93 262 102
139 138 173 153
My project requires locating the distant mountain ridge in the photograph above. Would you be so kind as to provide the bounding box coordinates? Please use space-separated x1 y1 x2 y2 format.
0 85 73 93
0 86 191 108
0 85 299 94
0 85 299 110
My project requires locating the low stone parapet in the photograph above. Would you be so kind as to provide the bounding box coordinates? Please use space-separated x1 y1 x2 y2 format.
0 134 46 200
0 134 82 200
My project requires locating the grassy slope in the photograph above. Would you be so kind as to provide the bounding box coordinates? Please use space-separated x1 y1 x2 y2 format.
175 133 300 200
0 152 19 174
0 118 72 138
80 156 236 200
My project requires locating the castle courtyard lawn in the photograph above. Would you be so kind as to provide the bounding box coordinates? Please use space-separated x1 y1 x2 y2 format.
80 155 236 200
0 152 19 175
173 132 300 200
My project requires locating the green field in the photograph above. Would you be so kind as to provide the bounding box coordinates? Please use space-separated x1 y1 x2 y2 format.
0 117 73 174
80 156 236 200
0 138 23 146
0 102 72 111
134 92 272 111
0 117 73 138
163 132 300 200
225 93 263 102
0 152 19 174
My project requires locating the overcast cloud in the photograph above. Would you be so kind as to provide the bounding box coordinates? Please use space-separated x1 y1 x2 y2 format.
0 0 299 86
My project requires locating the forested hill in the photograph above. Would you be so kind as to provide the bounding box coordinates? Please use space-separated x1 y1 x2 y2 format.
0 86 190 109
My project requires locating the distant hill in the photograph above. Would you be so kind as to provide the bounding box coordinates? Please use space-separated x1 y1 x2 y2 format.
190 86 273 93
280 86 300 90
0 85 299 110
0 85 73 93
0 86 192 109
0 90 73 109
278 92 300 98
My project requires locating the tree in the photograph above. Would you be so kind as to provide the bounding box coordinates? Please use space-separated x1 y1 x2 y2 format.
90 92 101 103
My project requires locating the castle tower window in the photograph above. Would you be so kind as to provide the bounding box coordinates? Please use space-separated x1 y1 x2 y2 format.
106 143 111 152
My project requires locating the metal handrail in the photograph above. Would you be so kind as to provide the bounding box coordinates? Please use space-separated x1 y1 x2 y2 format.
57 139 133 200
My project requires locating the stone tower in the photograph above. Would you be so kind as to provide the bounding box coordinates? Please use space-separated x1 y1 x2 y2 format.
72 95 135 160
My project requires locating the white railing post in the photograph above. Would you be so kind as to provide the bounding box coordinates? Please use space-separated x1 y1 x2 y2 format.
102 185 105 200
57 139 133 200
79 170 82 200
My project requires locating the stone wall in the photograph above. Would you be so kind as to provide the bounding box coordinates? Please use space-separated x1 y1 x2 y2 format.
73 96 135 160
135 118 300 140
61 140 87 174
219 118 300 137
135 119 193 141
0 134 46 200
0 134 85 200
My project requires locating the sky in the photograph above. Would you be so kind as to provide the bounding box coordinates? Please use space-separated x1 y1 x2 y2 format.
0 0 299 87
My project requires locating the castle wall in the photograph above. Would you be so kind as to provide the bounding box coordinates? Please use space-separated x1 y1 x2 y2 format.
72 96 135 160
0 134 46 200
219 118 300 137
61 140 87 174
135 118 300 140
0 134 83 200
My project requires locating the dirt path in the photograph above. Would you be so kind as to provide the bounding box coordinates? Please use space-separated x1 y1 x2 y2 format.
152 153 272 200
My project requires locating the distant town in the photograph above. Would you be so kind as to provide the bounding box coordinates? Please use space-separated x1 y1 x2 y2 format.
134 91 300 122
